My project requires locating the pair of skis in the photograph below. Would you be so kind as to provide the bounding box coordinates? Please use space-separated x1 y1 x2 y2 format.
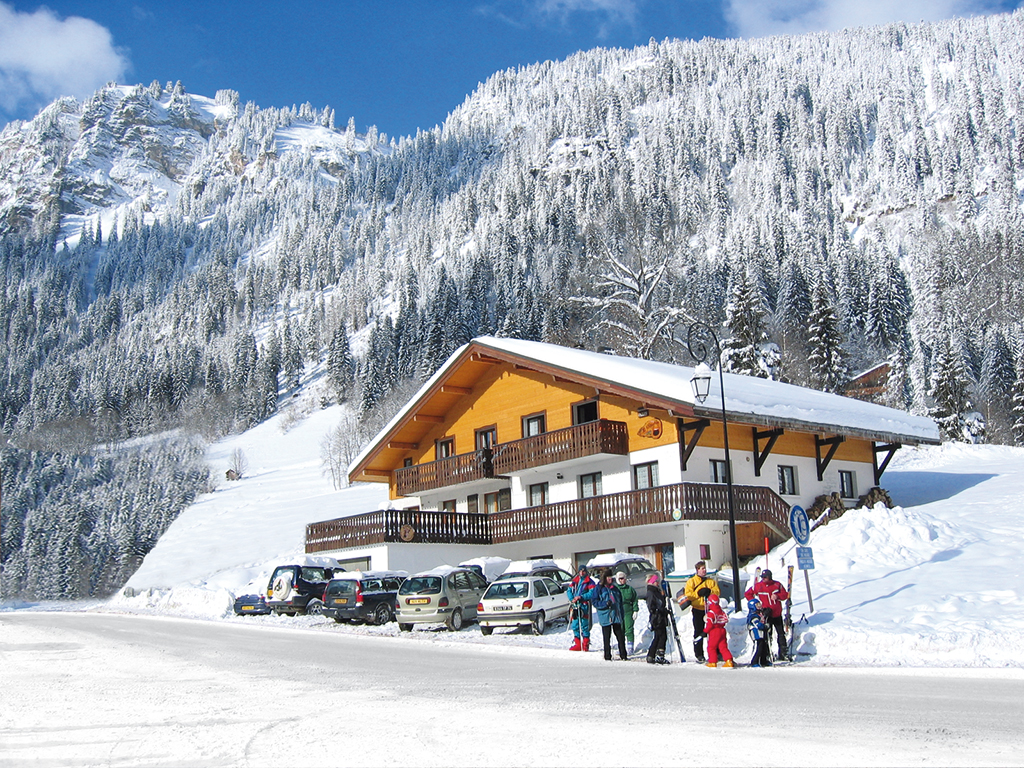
784 565 795 661
665 581 686 662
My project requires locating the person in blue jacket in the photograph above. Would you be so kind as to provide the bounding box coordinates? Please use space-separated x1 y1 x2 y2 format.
567 565 597 651
746 597 770 667
593 569 628 660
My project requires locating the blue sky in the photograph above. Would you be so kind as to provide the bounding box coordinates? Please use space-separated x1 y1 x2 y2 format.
1 0 1021 138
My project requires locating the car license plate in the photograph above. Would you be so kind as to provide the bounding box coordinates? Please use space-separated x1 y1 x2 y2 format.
333 598 348 604
493 605 512 611
242 605 254 611
407 598 429 605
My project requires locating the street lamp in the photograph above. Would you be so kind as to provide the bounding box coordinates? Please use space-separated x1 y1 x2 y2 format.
686 322 742 614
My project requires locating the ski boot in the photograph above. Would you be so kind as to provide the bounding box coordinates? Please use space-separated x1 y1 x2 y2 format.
569 637 581 651
705 661 718 668
582 637 590 652
723 660 735 668
655 653 671 665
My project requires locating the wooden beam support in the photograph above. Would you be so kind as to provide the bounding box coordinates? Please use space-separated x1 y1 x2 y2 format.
413 414 444 424
815 434 845 481
752 427 785 477
387 441 418 450
440 385 472 395
470 353 501 364
677 418 710 472
872 442 902 486
363 469 391 479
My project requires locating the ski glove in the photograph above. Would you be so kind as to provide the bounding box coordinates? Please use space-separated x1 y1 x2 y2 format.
697 587 711 598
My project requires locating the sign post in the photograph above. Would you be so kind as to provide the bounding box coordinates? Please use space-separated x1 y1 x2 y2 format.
789 506 815 613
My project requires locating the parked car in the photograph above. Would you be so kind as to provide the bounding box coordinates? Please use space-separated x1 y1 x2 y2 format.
477 575 569 635
266 563 342 616
232 593 271 616
322 571 407 625
585 552 659 595
395 566 488 631
492 559 572 588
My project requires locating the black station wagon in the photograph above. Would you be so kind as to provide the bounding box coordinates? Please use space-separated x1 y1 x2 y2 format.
322 571 408 625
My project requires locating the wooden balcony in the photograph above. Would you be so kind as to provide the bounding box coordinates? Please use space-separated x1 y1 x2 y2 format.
491 419 629 475
306 509 492 553
392 420 627 496
305 481 790 554
394 448 494 496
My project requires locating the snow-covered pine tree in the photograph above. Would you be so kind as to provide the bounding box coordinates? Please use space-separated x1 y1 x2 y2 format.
722 265 772 378
929 332 973 442
807 279 848 394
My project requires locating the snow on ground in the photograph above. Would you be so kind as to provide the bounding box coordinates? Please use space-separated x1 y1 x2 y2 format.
18 403 1022 669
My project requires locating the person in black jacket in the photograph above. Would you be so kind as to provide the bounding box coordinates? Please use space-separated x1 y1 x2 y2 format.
645 573 671 665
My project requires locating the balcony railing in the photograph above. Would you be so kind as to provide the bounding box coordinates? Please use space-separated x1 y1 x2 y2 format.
492 419 629 475
392 420 628 496
395 448 494 496
305 481 789 553
306 509 492 553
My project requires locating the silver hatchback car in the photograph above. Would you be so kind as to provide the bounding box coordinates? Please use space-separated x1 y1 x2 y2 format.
395 566 488 631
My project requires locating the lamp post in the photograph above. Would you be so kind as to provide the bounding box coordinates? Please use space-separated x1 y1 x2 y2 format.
686 322 742 613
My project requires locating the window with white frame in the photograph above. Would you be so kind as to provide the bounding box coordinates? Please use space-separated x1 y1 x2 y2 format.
778 465 797 496
839 470 857 499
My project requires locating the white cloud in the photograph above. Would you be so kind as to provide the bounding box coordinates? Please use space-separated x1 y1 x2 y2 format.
0 2 129 117
724 0 1012 38
478 0 639 37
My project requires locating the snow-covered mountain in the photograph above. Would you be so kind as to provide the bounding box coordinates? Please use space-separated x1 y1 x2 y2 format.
3 10 1024 601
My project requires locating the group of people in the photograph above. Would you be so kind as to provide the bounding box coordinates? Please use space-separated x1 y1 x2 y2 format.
566 560 791 668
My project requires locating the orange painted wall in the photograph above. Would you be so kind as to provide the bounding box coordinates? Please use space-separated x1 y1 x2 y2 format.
395 364 873 487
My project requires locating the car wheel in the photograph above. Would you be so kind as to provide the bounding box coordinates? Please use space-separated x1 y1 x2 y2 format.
306 599 325 616
373 603 392 625
533 611 547 635
480 626 493 636
446 608 464 632
398 623 413 632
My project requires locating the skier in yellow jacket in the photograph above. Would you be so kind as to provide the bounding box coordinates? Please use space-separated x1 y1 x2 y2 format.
680 560 720 663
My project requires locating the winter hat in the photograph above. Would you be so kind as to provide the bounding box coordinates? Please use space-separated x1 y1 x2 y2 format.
707 593 720 605
761 569 772 581
747 599 760 612
615 571 627 580
646 574 660 585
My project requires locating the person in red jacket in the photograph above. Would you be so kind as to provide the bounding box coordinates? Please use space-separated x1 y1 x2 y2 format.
702 593 734 667
744 569 789 659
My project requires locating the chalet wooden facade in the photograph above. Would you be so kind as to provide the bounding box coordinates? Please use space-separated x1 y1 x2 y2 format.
307 337 940 577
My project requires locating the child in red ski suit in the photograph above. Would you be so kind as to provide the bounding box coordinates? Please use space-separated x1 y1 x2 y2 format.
703 594 734 667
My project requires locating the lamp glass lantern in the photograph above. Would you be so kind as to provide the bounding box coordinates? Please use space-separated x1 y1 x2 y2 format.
690 363 713 403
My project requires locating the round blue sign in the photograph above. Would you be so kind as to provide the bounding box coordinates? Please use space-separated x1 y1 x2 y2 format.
789 505 810 546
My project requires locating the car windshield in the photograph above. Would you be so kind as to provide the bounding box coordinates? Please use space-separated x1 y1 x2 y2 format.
398 576 442 595
484 581 529 599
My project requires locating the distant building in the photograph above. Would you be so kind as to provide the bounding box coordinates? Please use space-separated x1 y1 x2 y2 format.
307 338 937 577
844 363 891 404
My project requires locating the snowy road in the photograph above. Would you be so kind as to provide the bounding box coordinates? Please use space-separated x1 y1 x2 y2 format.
2 612 1022 767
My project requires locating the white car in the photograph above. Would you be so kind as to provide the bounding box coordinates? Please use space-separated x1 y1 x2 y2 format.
477 575 569 635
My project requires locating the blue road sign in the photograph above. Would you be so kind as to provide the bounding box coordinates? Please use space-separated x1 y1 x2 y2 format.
789 505 810 546
796 546 815 570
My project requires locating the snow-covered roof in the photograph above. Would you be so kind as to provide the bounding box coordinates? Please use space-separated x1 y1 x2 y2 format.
349 337 940 478
329 570 408 581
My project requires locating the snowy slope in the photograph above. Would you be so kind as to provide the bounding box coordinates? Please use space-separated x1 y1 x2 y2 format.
107 401 1024 669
